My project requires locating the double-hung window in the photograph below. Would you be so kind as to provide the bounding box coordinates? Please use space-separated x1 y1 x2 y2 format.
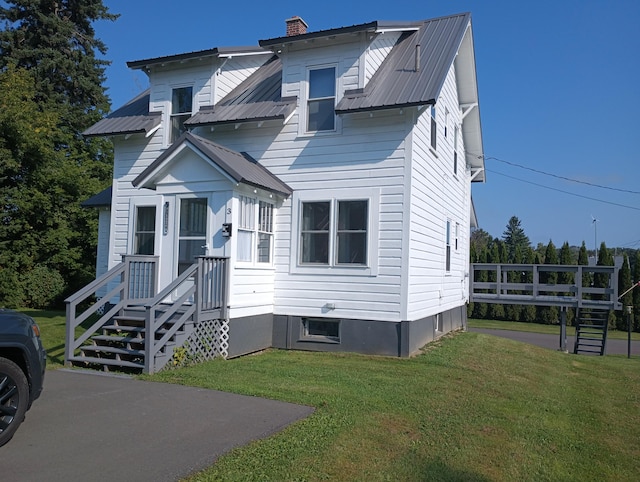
170 86 193 143
238 196 274 264
300 199 368 266
307 67 336 132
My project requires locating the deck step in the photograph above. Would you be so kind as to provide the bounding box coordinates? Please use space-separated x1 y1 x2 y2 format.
68 355 144 370
81 345 144 357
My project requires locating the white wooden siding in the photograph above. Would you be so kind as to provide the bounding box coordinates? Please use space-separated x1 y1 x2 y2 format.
406 62 470 320
103 35 474 325
365 32 401 86
216 56 270 103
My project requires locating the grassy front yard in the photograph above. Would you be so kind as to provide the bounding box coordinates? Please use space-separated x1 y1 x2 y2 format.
27 310 640 480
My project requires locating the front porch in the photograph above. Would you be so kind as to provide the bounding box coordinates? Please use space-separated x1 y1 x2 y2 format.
65 255 230 374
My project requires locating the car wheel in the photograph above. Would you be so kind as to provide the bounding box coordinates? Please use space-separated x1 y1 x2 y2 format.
0 357 29 447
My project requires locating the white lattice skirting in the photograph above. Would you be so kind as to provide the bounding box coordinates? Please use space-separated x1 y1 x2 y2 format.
184 318 229 362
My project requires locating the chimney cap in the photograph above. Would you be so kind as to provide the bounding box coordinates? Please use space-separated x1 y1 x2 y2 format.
285 16 308 28
285 16 308 36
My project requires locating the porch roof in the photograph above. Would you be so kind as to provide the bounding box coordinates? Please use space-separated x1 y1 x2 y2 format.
81 186 112 207
82 90 161 138
184 56 296 127
132 132 293 196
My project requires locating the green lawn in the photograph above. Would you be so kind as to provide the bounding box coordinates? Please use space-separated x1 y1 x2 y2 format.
25 310 640 480
148 335 640 481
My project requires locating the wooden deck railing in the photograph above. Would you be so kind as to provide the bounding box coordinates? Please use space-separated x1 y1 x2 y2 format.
470 263 622 310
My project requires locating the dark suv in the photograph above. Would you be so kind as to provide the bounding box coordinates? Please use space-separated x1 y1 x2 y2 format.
0 309 46 446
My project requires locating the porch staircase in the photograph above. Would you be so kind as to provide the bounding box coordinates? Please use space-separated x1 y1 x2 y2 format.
68 306 191 374
573 308 609 356
65 255 230 374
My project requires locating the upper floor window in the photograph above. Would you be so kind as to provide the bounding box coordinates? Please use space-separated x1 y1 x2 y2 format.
238 196 274 264
430 105 437 150
170 86 193 143
307 67 336 132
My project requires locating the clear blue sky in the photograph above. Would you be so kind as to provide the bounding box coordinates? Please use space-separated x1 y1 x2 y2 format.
95 0 640 251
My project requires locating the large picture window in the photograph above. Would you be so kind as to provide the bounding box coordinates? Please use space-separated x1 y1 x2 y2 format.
238 196 274 264
300 199 368 266
307 67 335 132
170 86 193 143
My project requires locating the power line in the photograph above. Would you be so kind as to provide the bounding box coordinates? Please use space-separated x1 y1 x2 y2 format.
479 155 640 195
487 169 640 211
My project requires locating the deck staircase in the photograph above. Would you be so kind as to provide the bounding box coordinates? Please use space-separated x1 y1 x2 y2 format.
573 308 609 356
65 255 229 374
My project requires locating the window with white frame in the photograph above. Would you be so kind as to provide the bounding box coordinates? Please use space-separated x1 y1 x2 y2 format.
455 222 460 251
445 219 451 272
238 195 274 264
300 199 368 266
430 105 437 150
170 86 193 143
307 67 336 132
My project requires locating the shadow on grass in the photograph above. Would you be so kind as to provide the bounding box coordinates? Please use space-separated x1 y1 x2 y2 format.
419 458 491 482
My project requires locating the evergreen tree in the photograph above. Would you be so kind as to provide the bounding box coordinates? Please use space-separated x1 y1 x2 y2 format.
502 215 530 262
618 254 633 331
0 1 117 307
487 241 505 320
505 243 522 321
634 250 640 331
558 241 575 325
538 240 559 324
521 247 538 322
594 242 616 327
472 247 488 319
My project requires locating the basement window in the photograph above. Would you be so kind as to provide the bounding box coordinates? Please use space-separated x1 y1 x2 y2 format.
302 318 340 342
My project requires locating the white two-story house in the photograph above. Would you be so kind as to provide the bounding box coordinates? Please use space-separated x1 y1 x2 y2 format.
74 12 484 372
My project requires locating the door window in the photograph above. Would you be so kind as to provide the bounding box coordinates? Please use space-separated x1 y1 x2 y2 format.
178 198 207 275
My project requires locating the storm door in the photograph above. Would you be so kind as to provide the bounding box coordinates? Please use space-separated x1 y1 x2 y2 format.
177 197 208 275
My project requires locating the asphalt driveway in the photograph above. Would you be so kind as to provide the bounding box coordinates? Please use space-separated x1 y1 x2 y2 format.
469 328 640 356
1 369 314 481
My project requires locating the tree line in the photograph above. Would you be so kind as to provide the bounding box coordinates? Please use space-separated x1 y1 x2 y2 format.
0 1 117 308
469 216 640 331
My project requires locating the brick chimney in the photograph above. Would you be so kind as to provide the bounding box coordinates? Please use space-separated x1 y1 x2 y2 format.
286 16 308 36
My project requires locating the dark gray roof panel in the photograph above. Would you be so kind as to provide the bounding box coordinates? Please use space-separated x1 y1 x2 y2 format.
133 132 292 196
81 186 112 207
336 13 471 113
82 90 161 137
184 56 296 127
259 20 421 47
127 46 269 69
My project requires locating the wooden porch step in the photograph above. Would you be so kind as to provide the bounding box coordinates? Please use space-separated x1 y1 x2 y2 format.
92 334 145 345
68 355 143 370
80 345 144 359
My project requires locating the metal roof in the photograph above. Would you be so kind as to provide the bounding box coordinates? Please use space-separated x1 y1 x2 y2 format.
133 132 292 196
81 186 112 207
82 90 161 137
127 46 270 70
185 56 296 127
336 13 471 113
259 20 421 47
